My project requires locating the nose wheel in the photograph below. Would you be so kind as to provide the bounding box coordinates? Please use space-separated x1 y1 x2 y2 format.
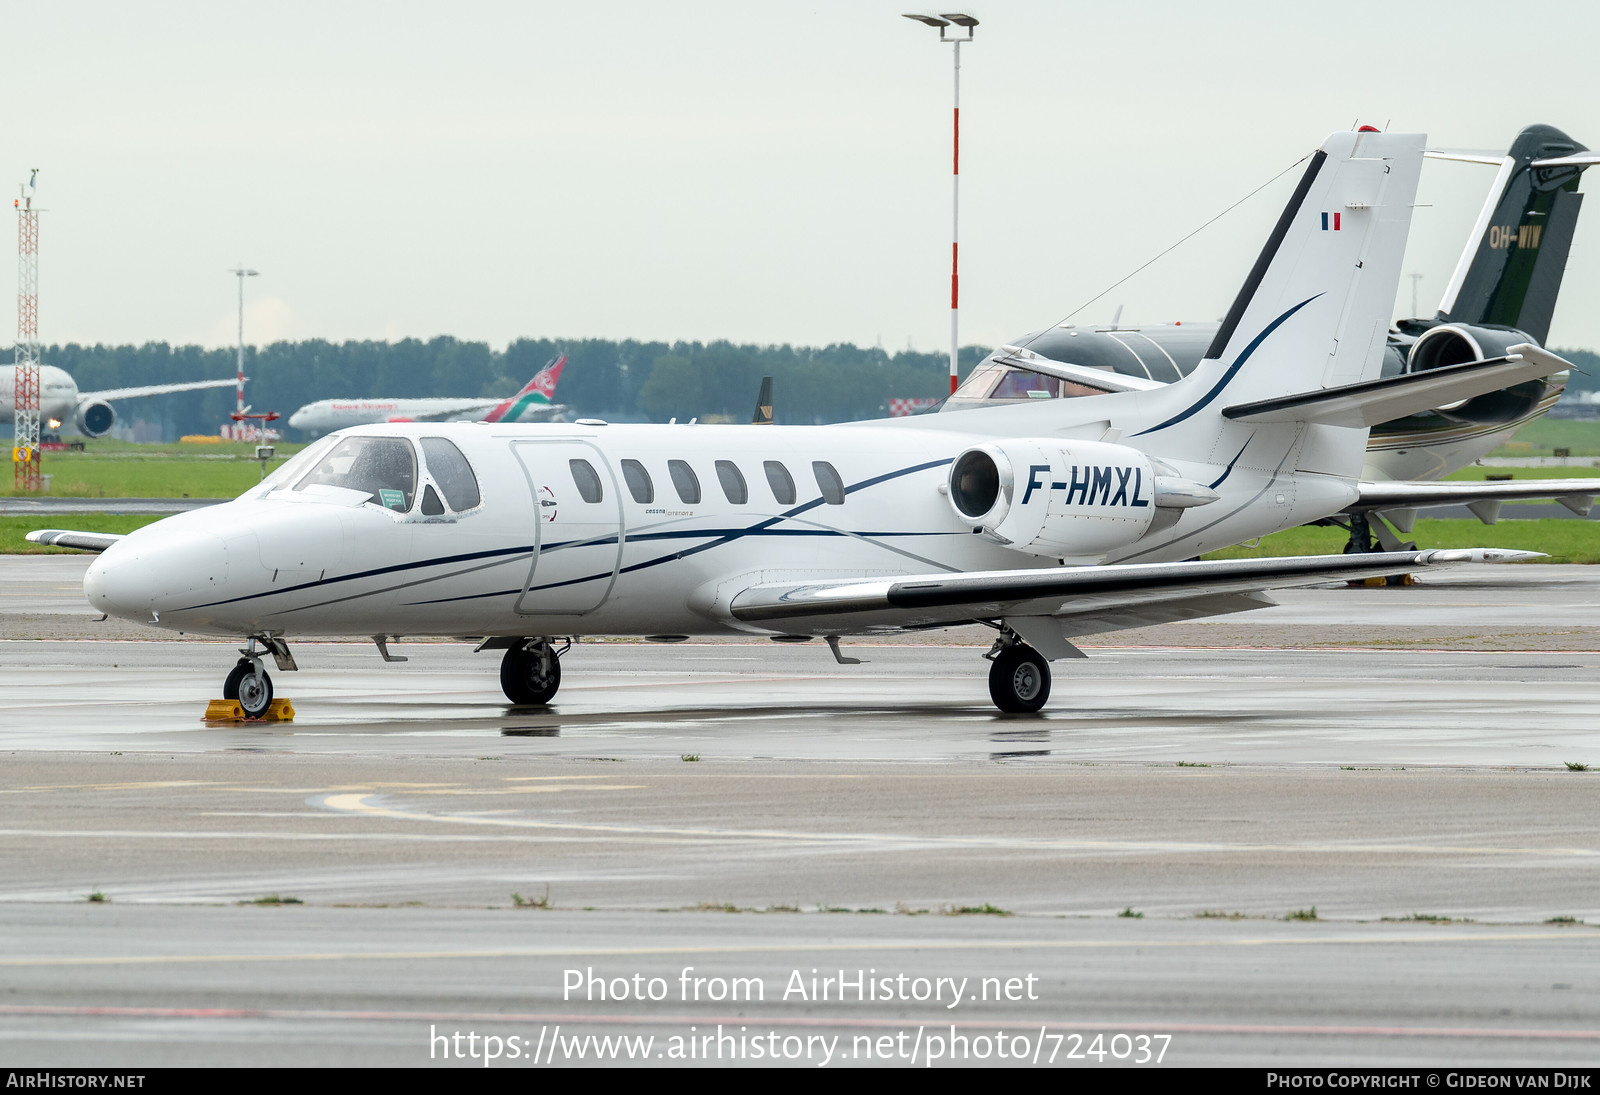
987 642 1051 713
223 659 275 719
500 639 564 705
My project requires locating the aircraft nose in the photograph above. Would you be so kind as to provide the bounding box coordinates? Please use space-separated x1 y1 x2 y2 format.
85 531 233 623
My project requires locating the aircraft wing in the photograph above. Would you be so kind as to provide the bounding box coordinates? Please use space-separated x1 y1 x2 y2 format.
1223 345 1572 428
1354 478 1600 522
83 379 240 401
726 549 1535 640
25 529 124 553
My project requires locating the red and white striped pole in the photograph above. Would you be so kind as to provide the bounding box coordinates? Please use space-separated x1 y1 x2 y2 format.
949 35 961 395
904 14 977 396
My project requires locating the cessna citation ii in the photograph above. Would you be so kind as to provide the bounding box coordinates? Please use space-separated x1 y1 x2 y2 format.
34 131 1554 715
286 356 569 435
0 364 237 438
946 124 1600 553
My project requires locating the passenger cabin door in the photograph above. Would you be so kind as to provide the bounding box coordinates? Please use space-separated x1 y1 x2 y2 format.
511 441 625 615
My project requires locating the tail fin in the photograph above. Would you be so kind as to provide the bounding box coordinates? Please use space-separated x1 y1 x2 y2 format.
482 355 567 423
751 376 773 425
1134 129 1425 438
1435 124 1592 343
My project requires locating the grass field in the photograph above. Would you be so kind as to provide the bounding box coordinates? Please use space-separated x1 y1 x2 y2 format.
1487 417 1600 457
1 440 303 499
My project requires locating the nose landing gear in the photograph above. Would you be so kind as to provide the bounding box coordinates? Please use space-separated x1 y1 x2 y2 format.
499 637 568 706
222 635 295 719
224 658 274 718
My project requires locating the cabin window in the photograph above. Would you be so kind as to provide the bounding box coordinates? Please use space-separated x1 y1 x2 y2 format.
420 437 481 510
621 459 653 504
715 460 748 505
420 485 445 516
668 459 701 504
764 460 796 505
569 458 604 503
812 461 846 505
294 435 418 512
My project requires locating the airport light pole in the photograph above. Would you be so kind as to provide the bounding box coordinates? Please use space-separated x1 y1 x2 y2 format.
228 266 258 421
903 12 977 396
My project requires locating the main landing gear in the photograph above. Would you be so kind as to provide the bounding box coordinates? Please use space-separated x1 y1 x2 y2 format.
223 636 296 719
985 637 1051 714
499 638 568 705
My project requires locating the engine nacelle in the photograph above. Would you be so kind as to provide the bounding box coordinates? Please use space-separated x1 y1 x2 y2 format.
948 438 1165 559
1406 323 1554 424
74 400 116 438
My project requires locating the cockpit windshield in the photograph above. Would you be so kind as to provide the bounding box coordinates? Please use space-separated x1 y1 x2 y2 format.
293 435 418 511
253 434 338 497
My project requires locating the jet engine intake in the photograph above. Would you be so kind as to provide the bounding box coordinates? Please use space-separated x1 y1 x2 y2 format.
74 400 116 438
1406 323 1555 423
947 439 1163 559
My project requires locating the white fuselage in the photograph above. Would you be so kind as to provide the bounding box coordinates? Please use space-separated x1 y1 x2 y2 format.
0 365 81 425
84 394 1360 641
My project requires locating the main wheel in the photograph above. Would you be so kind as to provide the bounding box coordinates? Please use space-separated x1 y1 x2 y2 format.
500 643 561 705
988 644 1051 713
224 660 274 718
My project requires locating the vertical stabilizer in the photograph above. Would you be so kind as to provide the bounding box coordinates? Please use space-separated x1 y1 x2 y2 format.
751 376 774 425
1436 124 1590 344
1135 130 1425 438
482 355 567 423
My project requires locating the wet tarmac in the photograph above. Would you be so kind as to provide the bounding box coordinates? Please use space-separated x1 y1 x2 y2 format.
2 555 1600 1066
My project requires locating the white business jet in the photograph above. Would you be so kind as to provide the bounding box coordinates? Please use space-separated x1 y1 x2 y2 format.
36 130 1550 715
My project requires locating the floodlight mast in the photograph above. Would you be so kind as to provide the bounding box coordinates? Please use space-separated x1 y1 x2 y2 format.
228 266 259 421
903 13 977 395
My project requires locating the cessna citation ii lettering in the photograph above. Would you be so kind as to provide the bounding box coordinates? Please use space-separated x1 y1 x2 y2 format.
34 131 1546 714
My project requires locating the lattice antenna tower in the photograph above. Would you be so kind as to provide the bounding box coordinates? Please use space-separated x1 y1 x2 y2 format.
13 169 42 491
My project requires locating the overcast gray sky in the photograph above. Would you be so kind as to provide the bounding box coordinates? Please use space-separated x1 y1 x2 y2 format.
4 0 1600 354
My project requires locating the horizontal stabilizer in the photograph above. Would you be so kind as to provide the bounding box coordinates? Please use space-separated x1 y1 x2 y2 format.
25 529 124 553
1222 344 1572 428
726 549 1538 636
991 345 1164 394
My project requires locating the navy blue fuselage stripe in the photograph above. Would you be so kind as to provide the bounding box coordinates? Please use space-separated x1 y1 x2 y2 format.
1207 436 1253 490
1133 294 1322 437
180 543 536 611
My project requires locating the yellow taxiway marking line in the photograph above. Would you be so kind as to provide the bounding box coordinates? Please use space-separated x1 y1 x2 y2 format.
320 794 1600 858
1 931 1594 967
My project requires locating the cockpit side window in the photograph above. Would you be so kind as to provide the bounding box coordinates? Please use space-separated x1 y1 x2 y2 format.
420 437 481 511
294 435 418 511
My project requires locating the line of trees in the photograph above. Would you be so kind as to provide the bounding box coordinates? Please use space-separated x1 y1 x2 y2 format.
26 337 992 440
17 338 1600 441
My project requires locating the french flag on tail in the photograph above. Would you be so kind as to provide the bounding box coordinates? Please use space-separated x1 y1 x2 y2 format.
1321 212 1342 231
482 355 567 423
